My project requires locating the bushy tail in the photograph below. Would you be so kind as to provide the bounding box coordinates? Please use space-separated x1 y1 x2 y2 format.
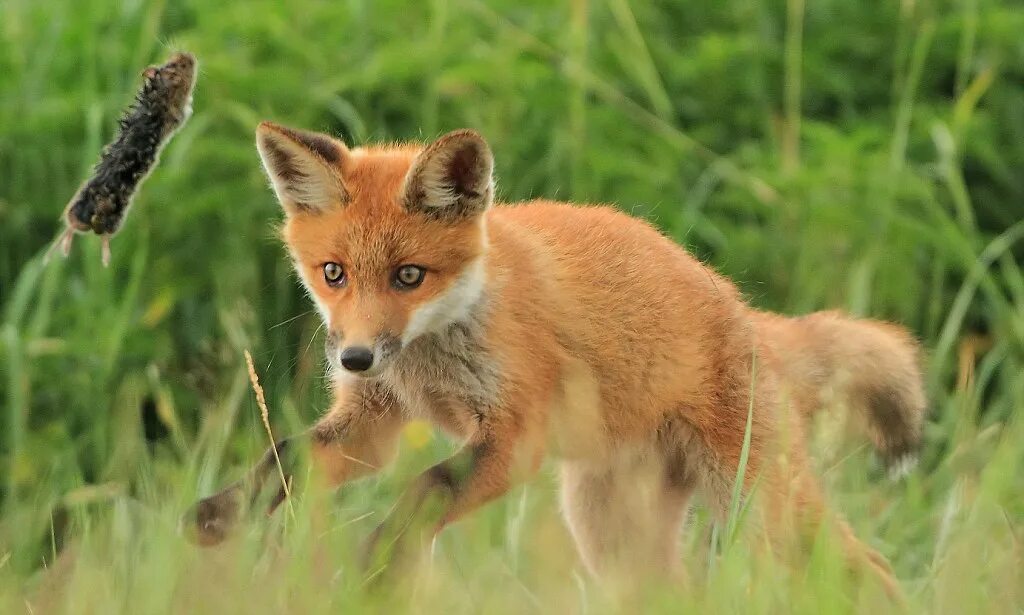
754 310 927 475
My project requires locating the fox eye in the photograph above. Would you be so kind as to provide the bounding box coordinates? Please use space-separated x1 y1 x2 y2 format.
394 265 426 289
323 262 346 287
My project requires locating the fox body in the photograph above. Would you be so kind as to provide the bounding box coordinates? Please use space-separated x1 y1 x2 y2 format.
188 125 925 594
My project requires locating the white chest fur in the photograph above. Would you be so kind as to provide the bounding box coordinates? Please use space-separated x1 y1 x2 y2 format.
384 316 501 435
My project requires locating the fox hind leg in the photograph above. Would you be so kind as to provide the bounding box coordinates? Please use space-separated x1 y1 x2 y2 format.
559 448 696 584
699 428 905 602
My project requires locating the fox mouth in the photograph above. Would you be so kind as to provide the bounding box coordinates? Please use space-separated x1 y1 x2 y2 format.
333 362 385 379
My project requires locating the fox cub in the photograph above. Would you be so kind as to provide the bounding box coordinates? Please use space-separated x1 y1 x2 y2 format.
187 124 925 594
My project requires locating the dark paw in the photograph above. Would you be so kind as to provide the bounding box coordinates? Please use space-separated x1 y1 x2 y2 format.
181 488 242 547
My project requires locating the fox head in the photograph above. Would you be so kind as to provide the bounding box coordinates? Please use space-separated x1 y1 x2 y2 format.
256 122 493 378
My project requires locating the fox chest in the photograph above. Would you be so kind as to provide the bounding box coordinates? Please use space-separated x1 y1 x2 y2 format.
384 323 501 437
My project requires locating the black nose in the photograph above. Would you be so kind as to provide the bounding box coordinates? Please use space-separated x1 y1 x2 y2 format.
339 346 374 372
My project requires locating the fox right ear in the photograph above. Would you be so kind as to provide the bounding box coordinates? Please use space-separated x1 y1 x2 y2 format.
403 129 494 221
256 122 348 214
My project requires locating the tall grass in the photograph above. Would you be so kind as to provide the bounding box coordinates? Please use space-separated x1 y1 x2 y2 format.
1 0 1023 612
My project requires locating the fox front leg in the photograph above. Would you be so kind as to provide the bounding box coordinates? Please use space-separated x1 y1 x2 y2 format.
362 424 542 578
184 382 405 545
184 437 297 546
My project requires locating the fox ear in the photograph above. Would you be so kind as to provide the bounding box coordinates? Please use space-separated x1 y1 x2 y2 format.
403 129 494 221
256 122 348 214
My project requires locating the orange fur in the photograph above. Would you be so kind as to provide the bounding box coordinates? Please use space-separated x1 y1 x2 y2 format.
187 125 926 598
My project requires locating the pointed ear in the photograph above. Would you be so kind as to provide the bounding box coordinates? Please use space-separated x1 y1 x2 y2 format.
402 129 494 221
256 122 348 214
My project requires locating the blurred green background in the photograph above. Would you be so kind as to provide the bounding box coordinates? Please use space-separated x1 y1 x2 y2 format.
1 0 1023 612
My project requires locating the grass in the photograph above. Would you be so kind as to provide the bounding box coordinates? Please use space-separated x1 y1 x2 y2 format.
2 0 1024 612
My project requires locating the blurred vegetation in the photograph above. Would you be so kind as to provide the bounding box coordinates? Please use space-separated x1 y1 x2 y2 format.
1 0 1023 612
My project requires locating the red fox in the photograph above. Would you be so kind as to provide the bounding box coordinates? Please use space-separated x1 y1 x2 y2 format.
186 124 926 595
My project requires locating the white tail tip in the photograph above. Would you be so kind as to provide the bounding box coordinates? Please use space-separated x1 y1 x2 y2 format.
887 453 918 481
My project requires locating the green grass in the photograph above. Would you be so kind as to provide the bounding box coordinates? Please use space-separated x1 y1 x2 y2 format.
2 0 1024 612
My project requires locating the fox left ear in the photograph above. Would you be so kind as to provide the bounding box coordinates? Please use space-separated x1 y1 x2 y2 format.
256 122 348 215
403 129 494 221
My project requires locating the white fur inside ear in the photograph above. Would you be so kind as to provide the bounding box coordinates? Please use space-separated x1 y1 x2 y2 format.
403 130 494 218
257 130 345 213
417 153 459 210
418 148 491 210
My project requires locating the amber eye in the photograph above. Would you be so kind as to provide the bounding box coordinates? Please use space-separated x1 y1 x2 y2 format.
393 265 426 289
323 262 346 286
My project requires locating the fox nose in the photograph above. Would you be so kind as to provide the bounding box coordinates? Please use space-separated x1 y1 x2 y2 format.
339 346 374 372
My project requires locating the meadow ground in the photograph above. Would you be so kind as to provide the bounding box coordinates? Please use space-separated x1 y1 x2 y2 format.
1 0 1023 613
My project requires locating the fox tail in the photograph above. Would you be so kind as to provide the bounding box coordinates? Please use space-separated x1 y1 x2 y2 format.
756 310 927 477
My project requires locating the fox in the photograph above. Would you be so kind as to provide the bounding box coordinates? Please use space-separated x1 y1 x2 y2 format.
185 123 926 596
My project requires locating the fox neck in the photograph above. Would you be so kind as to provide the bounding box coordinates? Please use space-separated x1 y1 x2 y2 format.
385 271 500 429
399 215 491 345
401 255 489 346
